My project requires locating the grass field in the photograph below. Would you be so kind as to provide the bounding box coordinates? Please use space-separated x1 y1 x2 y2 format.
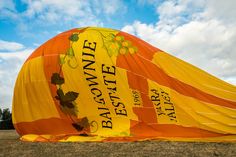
0 130 236 157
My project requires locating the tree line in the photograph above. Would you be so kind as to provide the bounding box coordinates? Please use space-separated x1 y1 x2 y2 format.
0 108 14 129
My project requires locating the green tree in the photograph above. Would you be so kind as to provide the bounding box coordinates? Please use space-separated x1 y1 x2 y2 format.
2 108 11 120
0 108 14 129
0 108 2 120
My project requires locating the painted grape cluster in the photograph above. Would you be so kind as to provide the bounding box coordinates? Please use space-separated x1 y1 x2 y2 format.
104 33 138 57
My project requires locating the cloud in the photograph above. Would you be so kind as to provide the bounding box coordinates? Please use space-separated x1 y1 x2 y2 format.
0 0 126 39
137 0 162 6
15 0 99 34
23 0 93 22
6 0 126 27
0 0 15 11
98 0 126 15
0 0 17 19
0 40 33 109
0 40 25 51
204 0 236 24
122 0 236 85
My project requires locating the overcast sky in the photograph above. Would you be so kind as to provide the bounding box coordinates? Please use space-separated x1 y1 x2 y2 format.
0 0 236 109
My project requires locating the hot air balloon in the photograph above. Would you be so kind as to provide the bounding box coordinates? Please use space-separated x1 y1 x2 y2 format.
12 27 236 142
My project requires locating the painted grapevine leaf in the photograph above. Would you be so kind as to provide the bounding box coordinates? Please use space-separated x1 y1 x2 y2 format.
51 73 65 85
79 117 90 128
55 88 65 101
69 34 79 41
72 117 90 132
61 102 74 108
60 104 78 116
55 89 79 116
64 91 79 102
55 88 78 106
104 33 115 41
72 123 84 131
67 47 74 57
59 55 66 65
55 90 78 105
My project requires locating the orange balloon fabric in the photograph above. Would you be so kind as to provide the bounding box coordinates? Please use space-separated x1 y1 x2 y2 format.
12 27 236 142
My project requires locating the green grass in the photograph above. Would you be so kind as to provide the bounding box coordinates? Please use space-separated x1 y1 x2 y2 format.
0 130 236 157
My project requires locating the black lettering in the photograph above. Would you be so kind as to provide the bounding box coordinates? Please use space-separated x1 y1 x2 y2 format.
102 120 112 129
115 108 127 116
154 102 161 107
167 112 176 119
107 87 117 93
84 71 98 87
100 112 112 120
83 40 97 51
102 64 116 75
156 107 165 116
103 76 116 85
162 95 171 102
82 59 95 71
165 105 175 111
164 101 173 105
109 93 120 101
151 89 159 95
91 88 102 97
151 95 160 102
98 107 109 110
112 101 125 108
91 88 105 104
94 97 105 105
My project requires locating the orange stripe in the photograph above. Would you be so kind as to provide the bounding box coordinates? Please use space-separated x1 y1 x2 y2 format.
130 120 225 138
26 28 88 61
127 71 148 93
26 28 80 61
141 93 153 107
116 53 236 109
133 107 157 124
129 120 162 137
14 118 78 136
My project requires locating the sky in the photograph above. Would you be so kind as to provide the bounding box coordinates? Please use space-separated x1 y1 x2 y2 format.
0 0 236 109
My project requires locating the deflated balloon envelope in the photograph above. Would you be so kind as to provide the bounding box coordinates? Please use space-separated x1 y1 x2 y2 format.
12 27 236 142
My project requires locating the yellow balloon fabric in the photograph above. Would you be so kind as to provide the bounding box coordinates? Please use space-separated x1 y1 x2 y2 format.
12 27 236 142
